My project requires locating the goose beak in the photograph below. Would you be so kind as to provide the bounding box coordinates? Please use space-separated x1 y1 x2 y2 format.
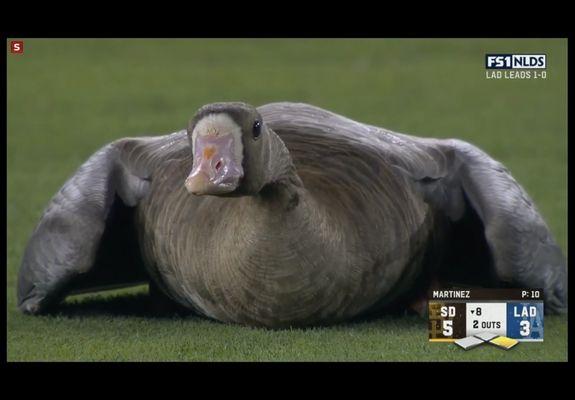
185 134 243 195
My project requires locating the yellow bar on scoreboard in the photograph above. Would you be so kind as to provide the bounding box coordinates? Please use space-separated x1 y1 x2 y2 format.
489 336 518 350
429 338 456 342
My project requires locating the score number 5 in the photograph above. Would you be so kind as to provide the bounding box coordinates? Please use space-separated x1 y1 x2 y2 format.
442 320 453 336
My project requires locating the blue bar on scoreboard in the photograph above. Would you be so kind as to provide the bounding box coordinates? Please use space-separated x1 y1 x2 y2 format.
506 302 544 341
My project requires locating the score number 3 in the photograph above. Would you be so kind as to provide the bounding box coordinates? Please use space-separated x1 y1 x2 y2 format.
520 320 531 336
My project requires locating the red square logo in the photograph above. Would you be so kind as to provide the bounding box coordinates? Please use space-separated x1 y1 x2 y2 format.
10 40 24 54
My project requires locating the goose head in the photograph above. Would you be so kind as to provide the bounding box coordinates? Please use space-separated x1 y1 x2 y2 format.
184 102 274 196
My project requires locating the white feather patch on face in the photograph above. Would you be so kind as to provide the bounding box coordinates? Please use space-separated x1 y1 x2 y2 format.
191 113 244 165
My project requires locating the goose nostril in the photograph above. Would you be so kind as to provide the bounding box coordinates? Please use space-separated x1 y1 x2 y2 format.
215 160 223 171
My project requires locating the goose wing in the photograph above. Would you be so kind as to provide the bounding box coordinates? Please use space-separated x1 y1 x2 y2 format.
17 130 189 314
402 136 568 314
260 102 567 314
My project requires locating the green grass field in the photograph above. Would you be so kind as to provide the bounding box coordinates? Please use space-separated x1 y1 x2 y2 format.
7 39 567 361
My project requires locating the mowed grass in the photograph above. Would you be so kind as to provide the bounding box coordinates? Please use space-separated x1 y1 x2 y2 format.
7 39 567 361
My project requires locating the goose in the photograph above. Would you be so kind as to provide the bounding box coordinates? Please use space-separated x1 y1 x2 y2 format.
17 102 567 328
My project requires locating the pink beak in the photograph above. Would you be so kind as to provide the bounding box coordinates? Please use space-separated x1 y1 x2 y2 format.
185 134 243 195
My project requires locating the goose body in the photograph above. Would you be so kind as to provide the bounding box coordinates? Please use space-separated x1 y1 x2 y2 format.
17 102 567 327
136 121 431 326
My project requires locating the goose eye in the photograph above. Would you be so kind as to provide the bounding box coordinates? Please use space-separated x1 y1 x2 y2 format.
252 120 262 140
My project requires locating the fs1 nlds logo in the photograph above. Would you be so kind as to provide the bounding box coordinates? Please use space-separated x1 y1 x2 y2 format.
485 54 547 80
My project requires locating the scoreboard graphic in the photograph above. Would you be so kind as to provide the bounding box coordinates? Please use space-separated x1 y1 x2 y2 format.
428 289 544 343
